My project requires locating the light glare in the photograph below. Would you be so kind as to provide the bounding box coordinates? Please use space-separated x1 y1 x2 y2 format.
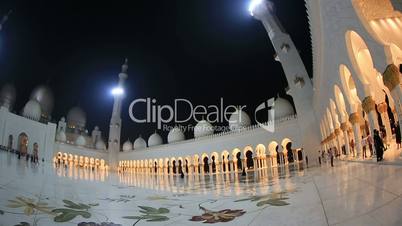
249 0 263 16
111 87 124 96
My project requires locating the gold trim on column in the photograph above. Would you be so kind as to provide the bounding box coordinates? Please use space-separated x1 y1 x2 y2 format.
362 96 376 113
335 128 341 136
383 64 400 91
377 102 388 113
349 112 361 124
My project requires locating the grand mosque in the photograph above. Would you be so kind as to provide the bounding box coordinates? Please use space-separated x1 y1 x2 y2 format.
0 0 402 177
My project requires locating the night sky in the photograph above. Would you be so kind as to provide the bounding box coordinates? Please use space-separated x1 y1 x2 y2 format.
0 0 311 142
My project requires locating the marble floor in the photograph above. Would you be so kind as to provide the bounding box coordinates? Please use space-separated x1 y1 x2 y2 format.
0 151 401 226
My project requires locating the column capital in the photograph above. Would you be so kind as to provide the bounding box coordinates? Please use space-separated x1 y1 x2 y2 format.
383 64 400 91
362 96 376 113
349 112 361 124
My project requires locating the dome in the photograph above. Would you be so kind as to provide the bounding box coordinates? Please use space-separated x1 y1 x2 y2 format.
67 107 87 129
122 139 133 152
148 132 163 147
194 120 214 138
56 131 66 142
95 139 106 150
228 108 251 131
0 84 16 110
75 135 86 146
30 85 54 118
274 97 295 120
133 135 147 150
22 100 42 121
167 126 185 143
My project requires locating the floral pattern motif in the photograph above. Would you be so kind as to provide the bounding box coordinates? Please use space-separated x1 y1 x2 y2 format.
77 222 122 226
7 196 53 216
190 207 246 223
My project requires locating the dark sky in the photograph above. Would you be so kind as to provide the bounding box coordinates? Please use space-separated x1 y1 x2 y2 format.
0 0 311 142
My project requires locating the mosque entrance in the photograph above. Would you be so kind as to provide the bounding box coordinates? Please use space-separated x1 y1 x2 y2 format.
203 157 209 173
178 160 183 174
18 133 28 156
286 142 294 163
185 159 189 174
172 160 177 174
236 152 242 170
246 151 254 169
211 156 216 173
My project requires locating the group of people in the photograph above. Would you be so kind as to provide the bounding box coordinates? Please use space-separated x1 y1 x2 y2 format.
318 147 336 167
349 125 393 162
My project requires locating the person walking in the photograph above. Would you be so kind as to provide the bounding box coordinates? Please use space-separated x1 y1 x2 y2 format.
396 122 401 149
329 148 334 167
350 139 355 157
318 150 321 165
361 136 367 159
374 129 385 162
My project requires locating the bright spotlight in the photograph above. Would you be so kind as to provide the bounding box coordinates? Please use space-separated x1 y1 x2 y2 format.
249 0 263 16
111 87 124 96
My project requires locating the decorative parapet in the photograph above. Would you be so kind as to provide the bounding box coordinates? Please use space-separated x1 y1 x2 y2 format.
130 114 298 152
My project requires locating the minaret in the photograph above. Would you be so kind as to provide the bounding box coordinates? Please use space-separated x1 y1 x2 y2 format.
108 59 128 170
250 1 320 162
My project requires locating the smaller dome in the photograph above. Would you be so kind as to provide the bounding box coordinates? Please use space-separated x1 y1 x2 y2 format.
122 139 133 152
148 132 163 147
75 135 86 146
22 100 42 121
67 107 87 129
274 97 295 120
95 139 106 150
229 108 251 131
56 131 67 142
194 120 214 138
133 135 147 150
168 126 185 143
30 85 54 118
0 84 16 110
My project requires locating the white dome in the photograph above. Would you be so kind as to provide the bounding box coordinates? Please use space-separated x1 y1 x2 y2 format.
75 135 86 146
274 97 295 120
194 120 214 138
133 135 147 150
122 140 133 152
30 85 54 118
0 84 16 111
95 140 106 150
168 126 185 143
229 109 251 131
67 107 86 129
148 132 163 147
56 131 66 142
22 100 42 121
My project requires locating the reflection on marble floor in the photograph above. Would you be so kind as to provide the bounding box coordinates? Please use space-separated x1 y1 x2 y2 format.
0 151 402 226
